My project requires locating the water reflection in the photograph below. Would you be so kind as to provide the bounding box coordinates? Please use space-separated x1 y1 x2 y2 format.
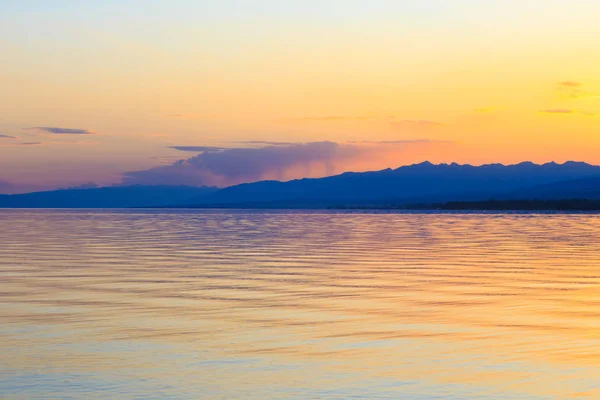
1 210 600 399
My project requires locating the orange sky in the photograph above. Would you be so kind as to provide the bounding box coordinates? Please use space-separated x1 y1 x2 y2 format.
1 1 599 192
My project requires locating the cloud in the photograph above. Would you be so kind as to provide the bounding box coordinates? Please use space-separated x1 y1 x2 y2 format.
394 120 444 127
122 140 450 187
32 127 93 134
58 140 98 145
170 142 308 153
232 141 299 146
0 141 42 147
348 139 450 144
0 180 15 194
0 134 15 139
0 180 45 195
540 108 598 116
474 107 500 113
170 146 226 152
124 142 353 186
390 120 445 131
288 116 446 130
558 81 582 87
540 108 574 114
149 156 184 164
297 116 380 121
555 81 597 99
64 182 99 190
164 114 198 119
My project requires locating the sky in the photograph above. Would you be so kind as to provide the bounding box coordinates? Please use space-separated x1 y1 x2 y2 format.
1 0 600 193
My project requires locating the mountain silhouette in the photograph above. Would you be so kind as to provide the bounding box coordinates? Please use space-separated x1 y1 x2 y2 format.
502 175 600 200
189 161 600 207
0 185 217 208
2 162 599 209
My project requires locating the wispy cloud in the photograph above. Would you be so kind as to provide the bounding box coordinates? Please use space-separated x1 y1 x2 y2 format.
556 81 597 99
0 139 96 148
170 146 226 152
540 108 598 116
0 134 16 139
149 156 184 164
558 81 582 87
232 141 299 146
0 141 42 147
58 140 99 146
170 142 304 153
287 116 447 132
474 107 500 113
348 139 450 144
296 116 382 122
31 127 93 135
0 180 15 194
164 114 198 119
390 120 445 132
540 108 574 114
394 120 444 127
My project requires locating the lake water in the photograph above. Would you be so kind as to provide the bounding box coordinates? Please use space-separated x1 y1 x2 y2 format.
2 210 600 399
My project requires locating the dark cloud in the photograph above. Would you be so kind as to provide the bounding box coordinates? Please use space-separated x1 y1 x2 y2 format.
540 109 574 114
33 127 93 134
123 140 447 187
125 141 356 186
0 134 15 139
170 146 226 152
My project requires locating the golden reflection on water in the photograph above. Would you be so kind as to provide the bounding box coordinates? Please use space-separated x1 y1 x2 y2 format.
2 210 600 399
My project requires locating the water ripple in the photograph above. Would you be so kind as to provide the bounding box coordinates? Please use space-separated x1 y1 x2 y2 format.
1 210 600 399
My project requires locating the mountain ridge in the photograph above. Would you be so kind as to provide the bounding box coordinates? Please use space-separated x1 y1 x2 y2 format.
0 185 217 208
1 161 599 208
189 161 600 207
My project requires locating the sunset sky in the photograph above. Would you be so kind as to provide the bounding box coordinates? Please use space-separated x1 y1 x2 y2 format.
1 0 599 193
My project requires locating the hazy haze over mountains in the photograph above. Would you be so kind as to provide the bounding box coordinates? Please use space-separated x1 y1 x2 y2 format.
191 161 600 208
0 162 599 208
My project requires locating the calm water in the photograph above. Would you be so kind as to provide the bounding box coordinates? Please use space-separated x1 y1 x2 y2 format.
2 210 600 399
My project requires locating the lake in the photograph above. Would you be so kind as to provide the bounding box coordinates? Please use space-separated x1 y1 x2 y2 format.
2 210 600 399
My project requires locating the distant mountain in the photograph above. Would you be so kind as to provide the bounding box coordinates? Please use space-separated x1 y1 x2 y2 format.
3 162 599 209
437 199 600 211
190 161 600 208
0 185 217 208
504 175 600 200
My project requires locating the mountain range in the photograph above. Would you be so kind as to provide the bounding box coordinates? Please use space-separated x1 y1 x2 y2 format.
0 185 216 208
190 161 600 208
0 161 599 208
